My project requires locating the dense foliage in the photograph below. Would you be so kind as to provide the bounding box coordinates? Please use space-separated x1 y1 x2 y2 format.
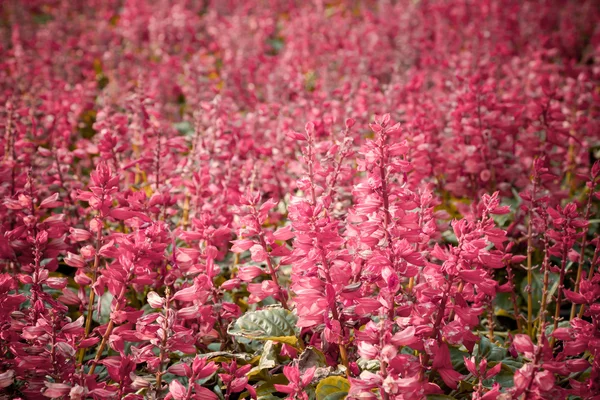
1 0 600 399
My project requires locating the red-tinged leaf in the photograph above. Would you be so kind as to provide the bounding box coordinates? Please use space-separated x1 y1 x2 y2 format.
432 344 452 370
511 255 527 264
259 198 278 218
273 225 295 241
3 199 23 210
56 342 76 357
69 228 93 242
80 337 100 348
59 288 80 305
46 277 67 289
566 359 590 372
244 383 257 399
249 244 268 262
552 327 573 341
237 265 264 282
512 334 534 355
110 208 151 222
77 191 94 202
147 291 165 308
43 382 71 398
438 368 463 389
592 160 600 178
220 278 241 291
0 370 14 388
195 385 219 400
89 388 118 397
176 249 195 266
563 289 586 304
458 269 486 284
286 130 306 141
464 357 477 376
61 316 84 334
305 122 315 133
391 326 417 346
40 193 62 209
179 231 204 241
369 123 382 133
64 252 86 268
486 362 502 379
172 285 200 302
270 243 291 256
491 205 511 215
168 363 192 377
169 380 187 399
231 239 255 253
534 370 554 391
193 359 218 379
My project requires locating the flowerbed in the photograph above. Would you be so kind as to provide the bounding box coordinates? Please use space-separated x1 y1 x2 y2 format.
1 0 600 399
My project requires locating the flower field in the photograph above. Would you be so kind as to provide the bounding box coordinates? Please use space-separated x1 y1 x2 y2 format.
1 0 600 399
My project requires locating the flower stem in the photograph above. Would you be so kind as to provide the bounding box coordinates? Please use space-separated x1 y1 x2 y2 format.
549 247 568 349
577 243 599 318
570 178 596 320
78 220 103 365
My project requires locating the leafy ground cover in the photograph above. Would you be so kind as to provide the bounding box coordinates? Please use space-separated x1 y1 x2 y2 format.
1 0 600 399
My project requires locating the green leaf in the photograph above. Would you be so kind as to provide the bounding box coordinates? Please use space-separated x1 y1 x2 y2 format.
258 341 277 370
357 357 380 371
228 307 300 346
174 121 194 136
476 336 506 362
258 395 280 400
501 359 524 371
316 376 350 400
248 341 278 379
251 376 293 400
93 292 113 324
494 292 518 318
520 271 559 313
449 346 468 372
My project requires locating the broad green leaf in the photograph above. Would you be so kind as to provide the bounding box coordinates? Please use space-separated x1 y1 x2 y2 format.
316 376 350 400
228 307 300 346
476 336 506 362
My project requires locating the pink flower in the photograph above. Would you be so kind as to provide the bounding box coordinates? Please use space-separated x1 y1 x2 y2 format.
274 365 315 399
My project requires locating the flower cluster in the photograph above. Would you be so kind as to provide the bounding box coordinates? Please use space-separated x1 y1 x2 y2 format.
1 1 600 399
